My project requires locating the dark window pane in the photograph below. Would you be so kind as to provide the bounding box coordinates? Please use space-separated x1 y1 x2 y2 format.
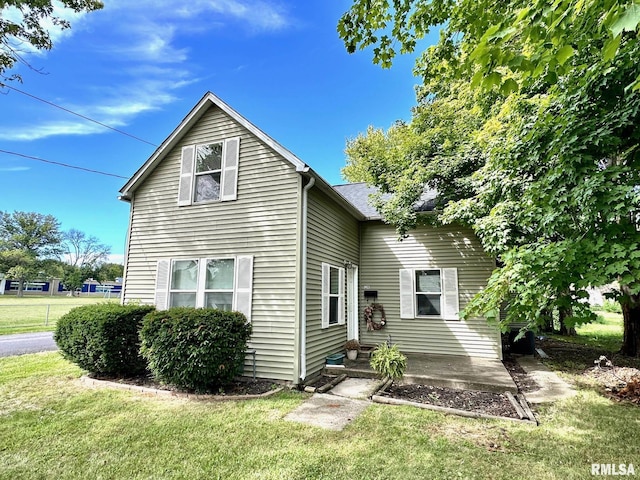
329 296 339 324
417 294 441 316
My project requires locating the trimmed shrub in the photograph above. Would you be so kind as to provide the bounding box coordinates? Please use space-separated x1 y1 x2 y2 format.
140 307 252 392
55 303 155 376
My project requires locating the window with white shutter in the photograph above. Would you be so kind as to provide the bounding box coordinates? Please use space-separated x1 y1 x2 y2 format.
322 263 345 328
398 267 459 320
154 256 253 321
177 137 241 206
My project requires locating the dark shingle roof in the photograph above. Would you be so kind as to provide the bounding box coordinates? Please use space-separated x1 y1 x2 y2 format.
332 182 438 220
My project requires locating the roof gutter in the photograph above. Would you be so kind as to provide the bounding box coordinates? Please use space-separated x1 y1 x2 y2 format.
298 175 315 382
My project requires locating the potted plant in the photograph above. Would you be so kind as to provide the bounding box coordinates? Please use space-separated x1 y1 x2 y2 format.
344 339 360 360
370 343 407 385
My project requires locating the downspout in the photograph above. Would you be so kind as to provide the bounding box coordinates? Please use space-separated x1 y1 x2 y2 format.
118 194 133 306
299 175 315 382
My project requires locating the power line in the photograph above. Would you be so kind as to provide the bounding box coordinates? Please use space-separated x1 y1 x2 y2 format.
0 149 128 179
0 83 158 147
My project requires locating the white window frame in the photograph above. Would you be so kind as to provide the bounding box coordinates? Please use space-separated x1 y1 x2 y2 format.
399 267 459 321
414 269 443 318
321 263 345 329
156 256 253 321
193 142 224 204
178 137 240 206
198 258 236 310
169 258 200 307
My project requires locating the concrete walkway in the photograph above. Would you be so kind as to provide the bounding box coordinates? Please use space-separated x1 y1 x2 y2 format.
284 391 370 431
517 356 576 404
326 353 517 394
285 377 381 430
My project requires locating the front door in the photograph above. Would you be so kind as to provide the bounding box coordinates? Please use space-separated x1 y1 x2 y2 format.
346 265 359 341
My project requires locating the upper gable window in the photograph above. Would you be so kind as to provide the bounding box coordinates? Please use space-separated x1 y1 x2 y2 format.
178 137 240 206
194 143 223 202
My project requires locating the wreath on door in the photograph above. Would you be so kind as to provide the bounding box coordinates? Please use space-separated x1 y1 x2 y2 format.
364 303 386 331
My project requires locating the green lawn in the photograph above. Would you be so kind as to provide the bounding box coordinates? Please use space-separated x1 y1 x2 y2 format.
549 311 624 352
1 352 638 479
0 296 117 335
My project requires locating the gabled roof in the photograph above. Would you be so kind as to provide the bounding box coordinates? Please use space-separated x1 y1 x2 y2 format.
333 182 438 220
119 92 309 199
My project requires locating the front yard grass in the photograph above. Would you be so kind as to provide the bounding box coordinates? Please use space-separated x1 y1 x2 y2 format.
0 296 116 335
1 352 638 480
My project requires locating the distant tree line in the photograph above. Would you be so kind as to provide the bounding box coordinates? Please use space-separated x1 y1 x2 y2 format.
0 210 123 297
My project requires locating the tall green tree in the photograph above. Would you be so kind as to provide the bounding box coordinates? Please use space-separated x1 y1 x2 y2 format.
0 211 64 296
343 81 503 234
0 211 64 258
339 0 640 355
0 0 103 82
0 249 34 297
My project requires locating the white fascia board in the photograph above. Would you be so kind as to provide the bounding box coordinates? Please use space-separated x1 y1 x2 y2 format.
119 91 309 199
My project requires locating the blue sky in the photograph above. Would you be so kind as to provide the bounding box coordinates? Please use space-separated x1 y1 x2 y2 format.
1 1 436 263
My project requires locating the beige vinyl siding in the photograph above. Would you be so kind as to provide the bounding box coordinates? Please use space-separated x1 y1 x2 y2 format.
304 188 359 379
359 221 501 359
123 104 300 381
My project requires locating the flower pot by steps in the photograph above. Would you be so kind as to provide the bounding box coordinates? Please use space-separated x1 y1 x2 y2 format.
346 349 358 361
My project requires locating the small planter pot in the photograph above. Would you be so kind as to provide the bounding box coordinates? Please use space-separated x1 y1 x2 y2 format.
346 349 358 361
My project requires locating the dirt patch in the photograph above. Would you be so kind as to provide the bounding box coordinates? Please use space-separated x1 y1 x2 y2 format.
503 355 540 392
383 383 521 419
89 373 280 396
304 374 338 390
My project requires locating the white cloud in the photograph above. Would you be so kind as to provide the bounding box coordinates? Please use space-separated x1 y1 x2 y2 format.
0 122 105 141
1 0 294 142
0 166 31 172
107 254 125 265
106 0 290 32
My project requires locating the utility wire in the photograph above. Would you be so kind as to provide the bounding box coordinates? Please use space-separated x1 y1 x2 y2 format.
0 83 158 147
0 149 128 179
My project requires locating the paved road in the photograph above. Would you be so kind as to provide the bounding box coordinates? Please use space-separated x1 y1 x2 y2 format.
0 332 58 357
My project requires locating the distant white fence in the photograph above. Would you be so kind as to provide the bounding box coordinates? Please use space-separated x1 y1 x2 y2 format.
0 304 93 332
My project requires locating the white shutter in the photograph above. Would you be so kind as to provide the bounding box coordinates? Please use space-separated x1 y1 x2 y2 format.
321 263 330 328
442 268 460 320
234 256 253 322
338 267 346 325
399 269 414 319
221 137 240 202
155 260 171 310
178 145 195 206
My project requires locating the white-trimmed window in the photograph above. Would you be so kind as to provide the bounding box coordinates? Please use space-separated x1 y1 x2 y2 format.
194 142 223 203
415 270 442 316
322 263 345 328
155 256 253 321
399 268 459 320
178 137 240 206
